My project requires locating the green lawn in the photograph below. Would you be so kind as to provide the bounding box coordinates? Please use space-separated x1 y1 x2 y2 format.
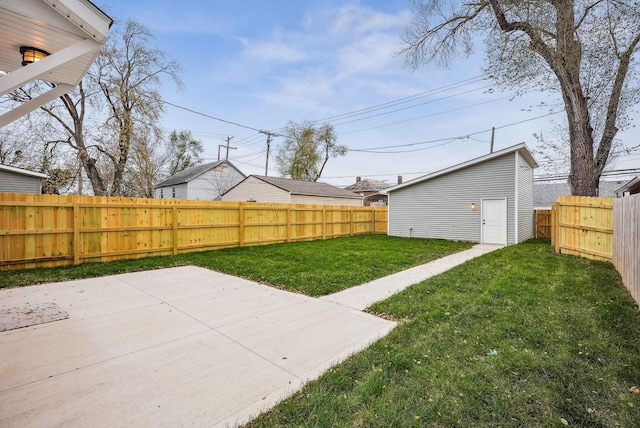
0 235 472 296
244 240 640 427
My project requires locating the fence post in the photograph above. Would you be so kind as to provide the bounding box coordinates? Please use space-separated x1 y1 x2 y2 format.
73 202 80 264
172 205 178 255
350 208 354 236
286 207 291 242
371 207 376 233
322 207 326 240
239 203 245 246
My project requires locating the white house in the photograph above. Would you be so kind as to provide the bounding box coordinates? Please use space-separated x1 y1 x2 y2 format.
154 160 245 200
0 0 113 127
385 143 538 245
0 164 48 194
222 175 363 206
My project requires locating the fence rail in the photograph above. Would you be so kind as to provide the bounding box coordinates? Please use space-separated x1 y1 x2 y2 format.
551 195 614 262
613 194 640 305
0 193 388 271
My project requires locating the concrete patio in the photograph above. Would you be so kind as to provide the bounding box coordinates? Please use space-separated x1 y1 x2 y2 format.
0 266 395 428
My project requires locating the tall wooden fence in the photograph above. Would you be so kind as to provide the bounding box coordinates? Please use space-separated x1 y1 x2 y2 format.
0 193 388 271
534 209 552 239
613 194 640 304
551 195 614 262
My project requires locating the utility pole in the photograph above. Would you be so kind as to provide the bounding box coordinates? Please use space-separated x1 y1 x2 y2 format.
264 133 272 176
224 136 236 160
218 136 236 161
490 127 495 153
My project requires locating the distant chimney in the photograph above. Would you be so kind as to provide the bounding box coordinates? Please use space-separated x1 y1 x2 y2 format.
397 175 403 185
356 176 361 182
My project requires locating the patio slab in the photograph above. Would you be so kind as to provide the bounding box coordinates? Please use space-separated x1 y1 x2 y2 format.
0 266 395 428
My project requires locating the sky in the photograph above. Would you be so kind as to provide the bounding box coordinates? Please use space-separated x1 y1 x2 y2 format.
98 0 640 187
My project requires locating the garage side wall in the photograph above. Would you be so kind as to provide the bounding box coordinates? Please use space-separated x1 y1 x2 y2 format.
291 195 362 206
388 153 516 243
516 151 534 243
222 176 291 203
0 170 42 194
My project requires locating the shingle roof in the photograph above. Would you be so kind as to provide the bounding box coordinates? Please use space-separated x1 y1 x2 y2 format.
252 176 362 199
534 180 626 206
345 178 391 192
155 161 243 187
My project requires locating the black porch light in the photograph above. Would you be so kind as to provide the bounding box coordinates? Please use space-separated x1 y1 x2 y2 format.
20 46 50 66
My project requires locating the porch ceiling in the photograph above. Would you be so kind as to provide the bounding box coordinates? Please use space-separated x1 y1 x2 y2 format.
0 0 112 127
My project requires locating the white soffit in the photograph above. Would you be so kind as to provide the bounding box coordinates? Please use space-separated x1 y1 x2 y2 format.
0 0 113 126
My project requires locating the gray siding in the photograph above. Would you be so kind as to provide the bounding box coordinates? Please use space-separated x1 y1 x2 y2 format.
0 170 42 194
388 153 517 243
516 151 534 243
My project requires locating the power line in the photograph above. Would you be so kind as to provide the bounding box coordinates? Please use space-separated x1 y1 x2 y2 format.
314 76 486 124
162 100 264 133
351 110 565 153
340 94 512 135
331 84 495 128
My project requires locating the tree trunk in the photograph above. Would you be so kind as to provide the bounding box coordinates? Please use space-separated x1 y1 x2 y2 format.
563 90 600 196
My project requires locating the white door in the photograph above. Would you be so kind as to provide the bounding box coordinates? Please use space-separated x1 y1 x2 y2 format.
481 198 507 245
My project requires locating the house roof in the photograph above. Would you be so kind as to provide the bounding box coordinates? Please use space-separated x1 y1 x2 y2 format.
250 175 363 199
155 161 244 188
0 0 113 127
614 176 640 196
0 163 48 179
345 178 391 192
385 143 538 193
534 180 626 206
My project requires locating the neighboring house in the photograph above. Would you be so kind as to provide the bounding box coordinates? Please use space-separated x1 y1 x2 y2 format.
385 143 538 245
0 164 48 194
222 175 363 206
154 161 245 200
0 1 113 128
534 179 628 209
345 176 396 206
614 176 640 197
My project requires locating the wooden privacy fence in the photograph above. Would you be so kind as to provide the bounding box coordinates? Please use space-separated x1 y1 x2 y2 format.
551 195 614 262
534 209 552 239
0 193 388 271
613 194 640 305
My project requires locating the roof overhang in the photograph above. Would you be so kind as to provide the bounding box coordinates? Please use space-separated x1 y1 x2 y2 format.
0 163 49 178
384 143 539 193
0 0 113 128
614 176 640 196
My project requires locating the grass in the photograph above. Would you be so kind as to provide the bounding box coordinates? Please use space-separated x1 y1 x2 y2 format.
244 240 640 427
0 234 472 296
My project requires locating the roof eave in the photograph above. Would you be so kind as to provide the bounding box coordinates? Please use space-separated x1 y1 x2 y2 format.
386 143 538 193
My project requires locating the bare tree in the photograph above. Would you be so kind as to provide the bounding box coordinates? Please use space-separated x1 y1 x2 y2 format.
275 121 347 181
91 19 183 196
401 0 640 195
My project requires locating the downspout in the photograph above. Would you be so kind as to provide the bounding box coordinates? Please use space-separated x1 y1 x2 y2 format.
514 153 519 245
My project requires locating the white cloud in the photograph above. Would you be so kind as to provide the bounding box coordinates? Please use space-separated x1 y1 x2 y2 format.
244 40 308 63
331 4 410 36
